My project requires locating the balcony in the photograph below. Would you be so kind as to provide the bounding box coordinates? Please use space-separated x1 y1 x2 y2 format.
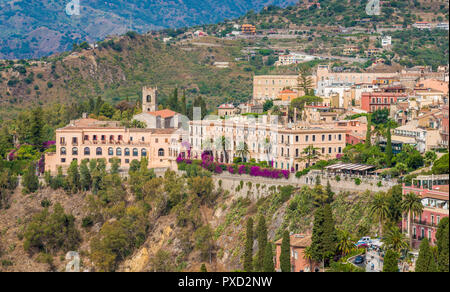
413 219 437 227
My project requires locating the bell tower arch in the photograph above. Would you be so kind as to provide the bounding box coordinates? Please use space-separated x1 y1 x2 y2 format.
142 86 158 112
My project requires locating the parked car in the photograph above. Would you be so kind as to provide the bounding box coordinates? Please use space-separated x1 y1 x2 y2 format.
354 255 365 265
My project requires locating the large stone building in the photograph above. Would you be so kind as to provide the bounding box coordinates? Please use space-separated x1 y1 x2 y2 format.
253 75 302 103
45 87 186 174
188 115 346 171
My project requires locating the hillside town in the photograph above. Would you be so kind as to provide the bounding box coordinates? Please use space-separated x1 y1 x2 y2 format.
40 59 449 272
0 0 448 275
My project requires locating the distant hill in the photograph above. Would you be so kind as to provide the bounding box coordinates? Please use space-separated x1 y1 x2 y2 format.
0 0 298 59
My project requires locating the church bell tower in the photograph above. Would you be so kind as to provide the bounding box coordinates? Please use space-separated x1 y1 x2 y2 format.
142 86 158 112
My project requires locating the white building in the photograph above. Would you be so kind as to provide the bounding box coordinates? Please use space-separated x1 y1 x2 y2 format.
381 36 392 47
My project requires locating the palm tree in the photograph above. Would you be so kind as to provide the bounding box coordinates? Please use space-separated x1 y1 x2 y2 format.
296 65 313 95
337 229 354 256
383 226 409 253
303 245 313 272
216 136 230 163
368 192 390 237
401 192 424 248
236 142 250 163
263 137 272 163
298 145 320 168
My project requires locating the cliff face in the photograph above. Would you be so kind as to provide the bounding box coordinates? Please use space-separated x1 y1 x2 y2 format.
0 174 378 272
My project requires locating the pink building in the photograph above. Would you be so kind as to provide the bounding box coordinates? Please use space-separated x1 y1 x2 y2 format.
361 92 406 112
275 234 320 272
402 175 449 249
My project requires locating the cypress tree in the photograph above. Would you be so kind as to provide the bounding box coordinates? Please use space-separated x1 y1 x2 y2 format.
263 243 275 272
365 114 372 148
325 180 334 204
22 164 39 193
256 216 267 271
244 218 254 272
29 107 44 148
416 238 438 272
436 217 449 272
80 160 91 191
311 204 337 266
168 88 179 112
180 90 187 116
66 160 80 193
280 230 291 272
200 264 207 272
385 124 393 167
322 204 337 263
383 250 399 272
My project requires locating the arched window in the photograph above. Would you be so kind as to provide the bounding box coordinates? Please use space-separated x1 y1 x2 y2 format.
84 147 90 155
141 148 147 157
158 148 165 157
108 147 114 156
116 148 122 156
72 147 78 155
146 95 151 102
60 147 66 155
133 148 138 157
96 147 102 156
125 148 130 156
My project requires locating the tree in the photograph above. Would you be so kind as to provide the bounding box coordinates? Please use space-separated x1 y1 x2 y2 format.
435 217 449 272
22 164 39 193
383 250 399 272
431 153 449 174
296 65 313 95
383 226 409 253
80 160 92 191
415 238 437 272
236 142 250 163
365 114 372 147
368 192 389 237
263 243 275 272
280 230 291 272
401 193 424 248
385 124 392 167
180 90 187 116
263 100 273 112
244 218 254 272
200 263 207 272
29 107 45 148
66 160 80 193
303 245 313 272
194 225 214 263
256 215 268 271
337 229 354 256
168 88 179 112
311 204 337 266
298 145 320 168
387 185 403 223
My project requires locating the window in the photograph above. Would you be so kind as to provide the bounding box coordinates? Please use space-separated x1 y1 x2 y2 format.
312 135 316 142
295 149 299 157
328 147 332 154
108 147 114 156
305 135 309 142
428 230 432 240
60 147 66 155
141 148 147 157
295 136 299 142
322 135 325 141
125 148 130 156
421 228 425 239
84 147 90 155
72 137 78 144
93 135 97 141
338 147 342 153
133 148 138 157
109 135 114 141
61 158 66 163
125 159 130 164
72 147 78 155
338 134 342 141
96 147 102 156
328 134 332 141
60 137 66 144
116 148 122 156
84 135 89 141
158 148 165 157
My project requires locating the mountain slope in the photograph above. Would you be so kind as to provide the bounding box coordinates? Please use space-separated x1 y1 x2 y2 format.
0 0 298 59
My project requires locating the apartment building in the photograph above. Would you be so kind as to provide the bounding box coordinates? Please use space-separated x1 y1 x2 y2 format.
402 175 449 249
253 75 302 103
360 92 407 112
